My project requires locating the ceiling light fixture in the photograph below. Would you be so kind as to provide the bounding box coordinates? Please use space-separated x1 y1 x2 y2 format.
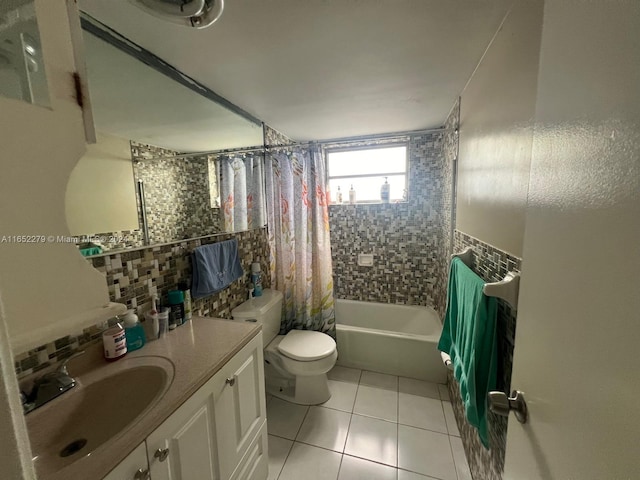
129 0 224 29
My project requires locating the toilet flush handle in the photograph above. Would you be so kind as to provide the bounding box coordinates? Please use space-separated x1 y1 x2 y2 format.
226 377 236 387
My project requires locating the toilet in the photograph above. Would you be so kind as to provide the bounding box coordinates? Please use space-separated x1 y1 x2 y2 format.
231 289 337 405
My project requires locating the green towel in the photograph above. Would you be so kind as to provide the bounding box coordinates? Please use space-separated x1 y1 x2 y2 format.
438 257 498 448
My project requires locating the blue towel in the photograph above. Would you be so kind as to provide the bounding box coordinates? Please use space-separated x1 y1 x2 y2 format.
438 257 498 449
191 239 244 299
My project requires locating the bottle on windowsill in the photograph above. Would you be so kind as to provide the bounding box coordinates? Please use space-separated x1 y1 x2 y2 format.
381 177 390 203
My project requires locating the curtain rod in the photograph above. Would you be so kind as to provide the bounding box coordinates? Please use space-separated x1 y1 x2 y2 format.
272 126 453 148
136 126 454 161
133 144 265 162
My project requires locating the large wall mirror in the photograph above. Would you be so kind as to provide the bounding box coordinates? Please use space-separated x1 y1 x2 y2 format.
65 13 266 254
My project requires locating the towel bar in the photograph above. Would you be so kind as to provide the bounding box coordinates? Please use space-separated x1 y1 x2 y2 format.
451 247 520 309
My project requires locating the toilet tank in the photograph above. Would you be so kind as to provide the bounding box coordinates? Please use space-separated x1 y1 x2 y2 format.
231 289 283 345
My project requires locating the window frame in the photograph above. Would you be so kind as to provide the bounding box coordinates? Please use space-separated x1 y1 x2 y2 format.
325 143 410 204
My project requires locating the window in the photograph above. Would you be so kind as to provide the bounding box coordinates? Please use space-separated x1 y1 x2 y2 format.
326 145 408 203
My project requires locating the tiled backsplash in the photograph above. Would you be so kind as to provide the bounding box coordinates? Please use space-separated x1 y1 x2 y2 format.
448 229 521 480
14 228 270 379
131 141 221 244
329 132 453 314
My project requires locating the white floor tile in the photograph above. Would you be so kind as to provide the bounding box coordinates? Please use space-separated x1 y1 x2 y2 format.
344 414 398 467
338 455 397 480
321 380 358 412
398 393 447 434
267 435 293 480
398 425 457 480
442 401 460 437
353 385 398 422
360 371 399 391
398 377 440 400
267 397 309 440
438 384 451 402
397 470 438 480
328 365 362 384
450 436 472 480
278 443 342 480
296 407 351 452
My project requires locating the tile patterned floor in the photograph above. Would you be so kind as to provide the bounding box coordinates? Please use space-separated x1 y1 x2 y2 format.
266 366 472 480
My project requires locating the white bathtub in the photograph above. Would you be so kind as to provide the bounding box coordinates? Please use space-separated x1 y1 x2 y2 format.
335 299 447 383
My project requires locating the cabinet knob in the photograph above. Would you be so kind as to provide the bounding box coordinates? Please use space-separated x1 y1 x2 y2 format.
226 377 236 387
134 468 150 480
154 447 170 462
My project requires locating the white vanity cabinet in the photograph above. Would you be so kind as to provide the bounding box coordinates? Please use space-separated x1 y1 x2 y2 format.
145 334 267 480
102 442 150 480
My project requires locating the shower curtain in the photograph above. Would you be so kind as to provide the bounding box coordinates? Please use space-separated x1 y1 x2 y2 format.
265 147 336 337
217 153 266 232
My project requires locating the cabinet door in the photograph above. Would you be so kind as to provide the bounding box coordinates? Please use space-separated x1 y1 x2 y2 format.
214 334 267 480
103 442 150 480
230 424 268 480
146 386 218 480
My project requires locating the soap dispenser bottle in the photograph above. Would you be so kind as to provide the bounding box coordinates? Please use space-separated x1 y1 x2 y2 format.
381 177 390 203
123 309 146 352
349 184 356 204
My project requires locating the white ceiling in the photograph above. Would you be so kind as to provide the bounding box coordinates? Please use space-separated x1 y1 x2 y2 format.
80 0 512 141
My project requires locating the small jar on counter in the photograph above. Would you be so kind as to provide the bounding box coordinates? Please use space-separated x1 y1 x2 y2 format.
103 322 127 361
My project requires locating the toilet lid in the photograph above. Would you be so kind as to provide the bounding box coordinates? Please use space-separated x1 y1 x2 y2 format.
278 330 336 361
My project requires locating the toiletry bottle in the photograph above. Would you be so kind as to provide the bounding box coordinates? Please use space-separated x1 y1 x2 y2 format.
143 294 160 341
381 177 390 203
168 290 185 328
251 263 263 297
103 321 127 361
123 309 146 352
336 186 343 204
178 281 192 322
349 184 356 204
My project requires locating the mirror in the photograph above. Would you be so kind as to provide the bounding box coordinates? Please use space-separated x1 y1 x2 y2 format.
65 15 266 254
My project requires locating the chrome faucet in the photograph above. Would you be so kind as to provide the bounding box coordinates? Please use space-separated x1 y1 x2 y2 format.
23 351 85 414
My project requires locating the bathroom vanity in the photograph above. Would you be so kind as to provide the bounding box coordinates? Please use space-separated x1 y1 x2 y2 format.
26 318 267 480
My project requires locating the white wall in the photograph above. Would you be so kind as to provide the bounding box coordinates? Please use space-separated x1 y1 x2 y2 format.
66 132 139 236
455 0 544 257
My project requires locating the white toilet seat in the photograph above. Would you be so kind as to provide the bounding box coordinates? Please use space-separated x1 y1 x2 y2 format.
266 333 337 377
278 330 336 361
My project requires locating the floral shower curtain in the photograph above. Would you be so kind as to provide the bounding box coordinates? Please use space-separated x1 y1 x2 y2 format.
265 147 336 337
217 153 266 232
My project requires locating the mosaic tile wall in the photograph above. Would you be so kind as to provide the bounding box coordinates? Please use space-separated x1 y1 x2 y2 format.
436 100 460 315
447 229 521 480
328 132 452 312
264 124 294 147
14 228 270 380
131 141 221 244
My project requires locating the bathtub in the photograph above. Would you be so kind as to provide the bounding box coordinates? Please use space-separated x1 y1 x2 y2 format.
335 299 447 383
